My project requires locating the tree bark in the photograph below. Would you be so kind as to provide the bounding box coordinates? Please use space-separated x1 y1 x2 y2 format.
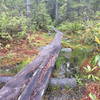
25 0 31 17
55 0 59 23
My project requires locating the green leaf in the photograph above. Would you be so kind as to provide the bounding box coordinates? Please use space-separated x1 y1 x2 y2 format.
87 65 92 71
92 66 97 71
84 65 92 72
88 74 92 79
89 93 97 100
91 75 96 81
95 76 100 81
98 60 100 67
94 55 100 64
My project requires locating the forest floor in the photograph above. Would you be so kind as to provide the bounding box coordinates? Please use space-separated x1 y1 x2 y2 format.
0 32 53 75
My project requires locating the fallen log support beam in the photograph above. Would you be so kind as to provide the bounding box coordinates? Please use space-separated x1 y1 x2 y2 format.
49 78 77 88
0 76 13 83
0 77 77 88
0 28 63 100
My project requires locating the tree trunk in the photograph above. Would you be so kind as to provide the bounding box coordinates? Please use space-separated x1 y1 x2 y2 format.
55 0 59 23
25 0 31 17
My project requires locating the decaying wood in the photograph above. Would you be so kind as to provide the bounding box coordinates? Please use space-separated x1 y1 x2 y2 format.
0 28 63 100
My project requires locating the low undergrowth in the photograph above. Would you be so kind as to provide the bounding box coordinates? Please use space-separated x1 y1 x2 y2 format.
0 32 53 75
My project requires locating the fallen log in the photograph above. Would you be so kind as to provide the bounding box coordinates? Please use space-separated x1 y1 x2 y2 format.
0 76 12 83
49 78 77 88
0 77 77 88
0 28 63 100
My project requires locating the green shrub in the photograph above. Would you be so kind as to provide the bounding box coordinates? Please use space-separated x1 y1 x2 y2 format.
81 21 100 45
0 32 12 40
0 12 28 40
57 21 85 32
31 1 52 30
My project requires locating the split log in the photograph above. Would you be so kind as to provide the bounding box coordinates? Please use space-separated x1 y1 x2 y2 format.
0 28 63 100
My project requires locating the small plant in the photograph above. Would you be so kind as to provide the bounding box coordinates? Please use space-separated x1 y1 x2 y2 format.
89 93 97 100
55 52 66 69
57 21 84 32
95 36 100 44
81 82 100 100
0 12 28 41
0 32 12 40
84 65 100 81
92 55 100 66
75 74 83 85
